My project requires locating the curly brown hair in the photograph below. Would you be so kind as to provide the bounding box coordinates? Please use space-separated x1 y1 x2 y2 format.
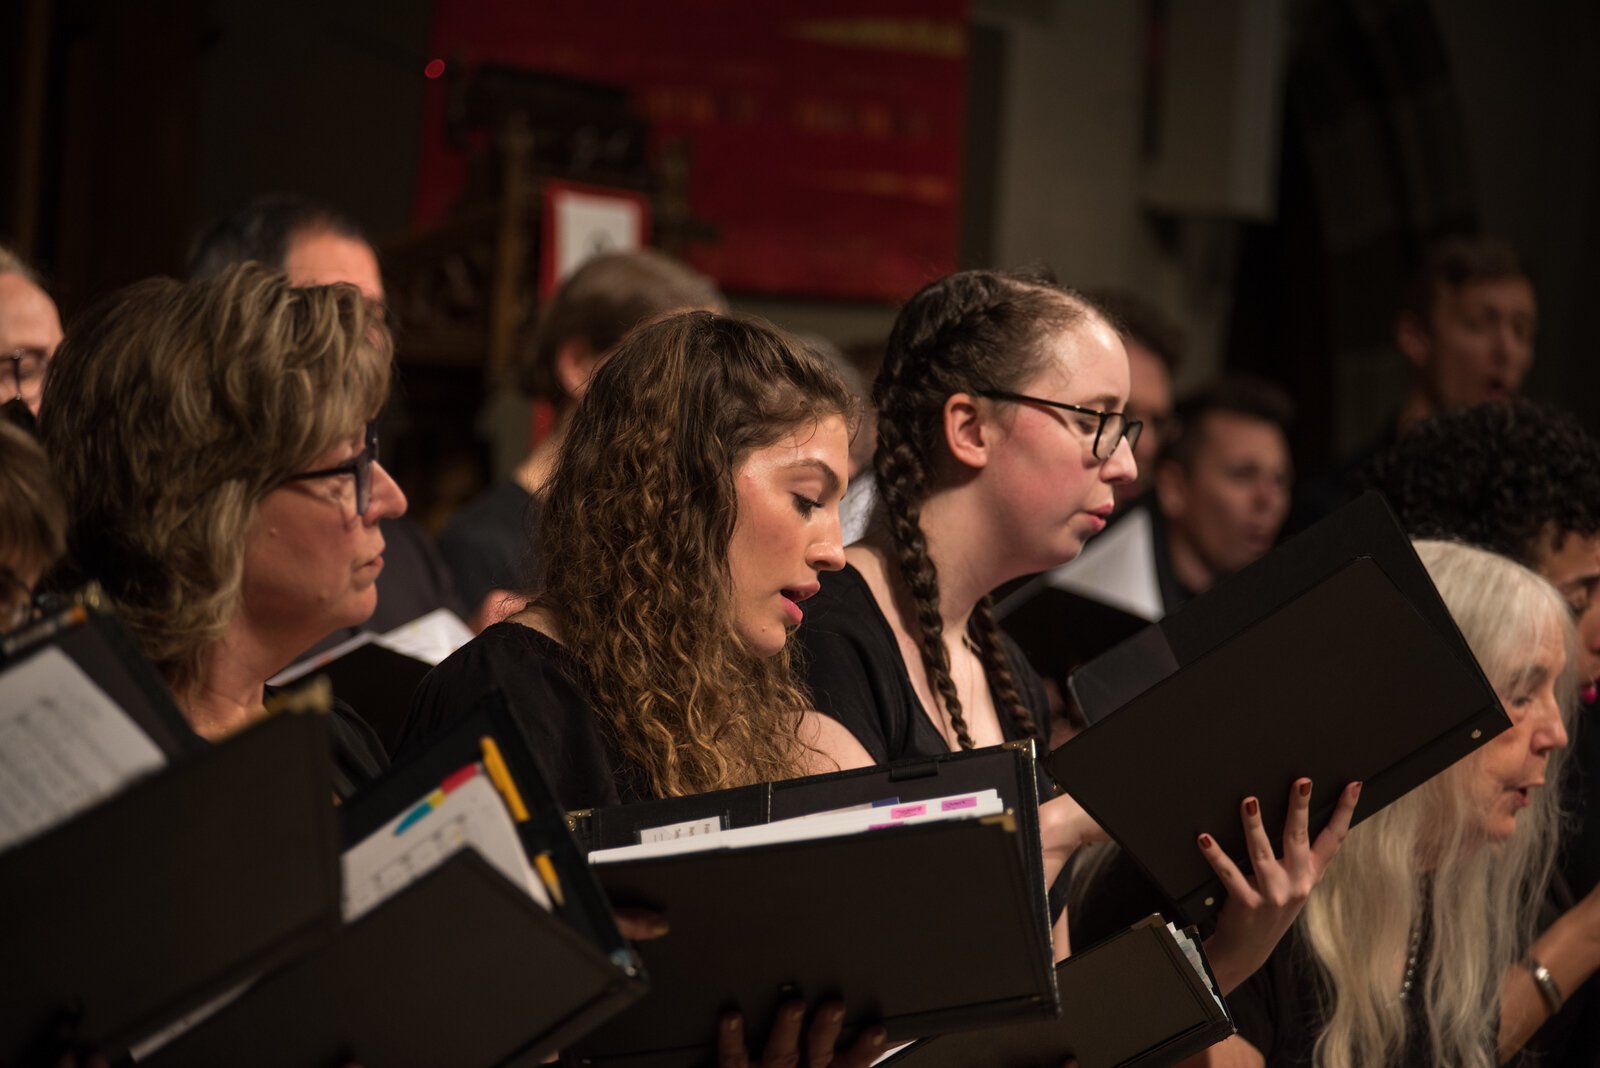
536 310 856 797
39 263 391 696
874 268 1100 749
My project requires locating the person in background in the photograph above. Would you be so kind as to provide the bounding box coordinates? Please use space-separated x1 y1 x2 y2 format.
438 248 723 616
39 264 400 797
0 244 64 428
1293 234 1536 530
1153 375 1294 608
0 420 65 634
188 194 468 651
1084 288 1183 512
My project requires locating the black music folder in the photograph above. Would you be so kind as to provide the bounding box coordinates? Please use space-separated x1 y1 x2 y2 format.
881 915 1234 1068
1049 493 1506 925
0 714 339 1066
565 744 1057 1068
145 691 646 1068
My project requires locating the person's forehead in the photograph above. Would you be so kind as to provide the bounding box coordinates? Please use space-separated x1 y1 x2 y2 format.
1193 411 1288 458
0 273 63 347
283 231 384 302
1032 318 1130 403
1438 274 1536 314
1536 529 1600 584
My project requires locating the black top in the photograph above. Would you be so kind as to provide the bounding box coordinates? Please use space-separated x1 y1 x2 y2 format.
298 517 470 661
437 480 543 610
259 686 387 801
398 621 647 810
1227 920 1446 1067
327 701 389 801
793 564 1050 764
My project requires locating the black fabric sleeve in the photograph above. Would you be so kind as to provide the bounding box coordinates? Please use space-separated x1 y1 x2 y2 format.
327 698 390 801
399 623 629 811
795 624 897 765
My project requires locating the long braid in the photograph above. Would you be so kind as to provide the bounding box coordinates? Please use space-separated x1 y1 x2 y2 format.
875 413 977 749
968 596 1040 740
872 269 1092 749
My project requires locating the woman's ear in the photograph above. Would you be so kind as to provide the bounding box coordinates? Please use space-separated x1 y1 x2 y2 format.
943 392 991 470
555 340 600 401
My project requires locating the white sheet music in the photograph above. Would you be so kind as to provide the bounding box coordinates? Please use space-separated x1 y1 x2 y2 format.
0 646 166 852
379 608 474 666
342 770 548 922
590 790 1005 864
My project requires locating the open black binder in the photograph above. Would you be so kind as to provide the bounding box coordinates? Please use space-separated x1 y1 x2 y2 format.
146 690 647 1068
565 743 1056 1068
1049 493 1506 925
0 711 341 1065
880 915 1234 1068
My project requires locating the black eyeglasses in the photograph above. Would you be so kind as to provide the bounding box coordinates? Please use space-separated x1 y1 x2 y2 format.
977 390 1143 461
3 348 47 408
283 424 380 516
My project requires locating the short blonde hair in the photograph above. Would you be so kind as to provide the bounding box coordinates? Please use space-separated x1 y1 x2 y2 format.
39 263 391 693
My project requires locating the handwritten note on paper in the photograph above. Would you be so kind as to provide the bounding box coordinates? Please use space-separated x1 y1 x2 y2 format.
0 646 166 852
342 770 548 922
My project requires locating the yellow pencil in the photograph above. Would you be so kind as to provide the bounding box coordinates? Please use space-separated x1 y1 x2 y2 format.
534 851 566 907
479 735 530 822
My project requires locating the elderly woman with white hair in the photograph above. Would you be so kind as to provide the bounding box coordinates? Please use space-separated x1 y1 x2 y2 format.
1201 538 1599 1068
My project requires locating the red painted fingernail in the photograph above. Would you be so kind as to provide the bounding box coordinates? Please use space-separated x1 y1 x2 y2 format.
1353 781 1363 796
1198 833 1214 848
1298 780 1312 799
1244 798 1259 817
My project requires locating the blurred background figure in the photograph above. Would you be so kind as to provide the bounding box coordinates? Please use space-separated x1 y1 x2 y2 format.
1086 289 1184 512
438 248 723 617
0 245 63 429
1154 375 1294 606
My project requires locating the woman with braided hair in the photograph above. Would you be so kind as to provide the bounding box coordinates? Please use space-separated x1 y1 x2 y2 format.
793 269 1358 993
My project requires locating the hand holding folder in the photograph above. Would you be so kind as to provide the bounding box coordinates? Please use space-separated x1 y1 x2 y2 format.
1049 495 1505 928
1193 778 1360 994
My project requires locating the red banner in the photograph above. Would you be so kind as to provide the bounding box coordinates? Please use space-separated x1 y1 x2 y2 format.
416 0 968 301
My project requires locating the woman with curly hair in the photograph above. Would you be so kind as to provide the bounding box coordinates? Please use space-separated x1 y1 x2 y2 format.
402 309 856 804
791 268 1358 989
39 262 403 797
401 309 887 1066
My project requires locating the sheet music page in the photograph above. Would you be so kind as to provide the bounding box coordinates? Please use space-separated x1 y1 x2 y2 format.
590 789 1004 864
267 630 378 686
1167 922 1225 1013
342 767 548 921
0 646 166 852
378 608 474 666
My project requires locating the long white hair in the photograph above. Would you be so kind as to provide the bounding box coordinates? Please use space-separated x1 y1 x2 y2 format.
1301 539 1576 1068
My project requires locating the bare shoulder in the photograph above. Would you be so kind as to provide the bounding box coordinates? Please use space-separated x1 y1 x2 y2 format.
795 710 878 774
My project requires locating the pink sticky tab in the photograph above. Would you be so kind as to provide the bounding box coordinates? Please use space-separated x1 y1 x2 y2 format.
868 821 902 831
889 804 927 819
941 797 978 811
